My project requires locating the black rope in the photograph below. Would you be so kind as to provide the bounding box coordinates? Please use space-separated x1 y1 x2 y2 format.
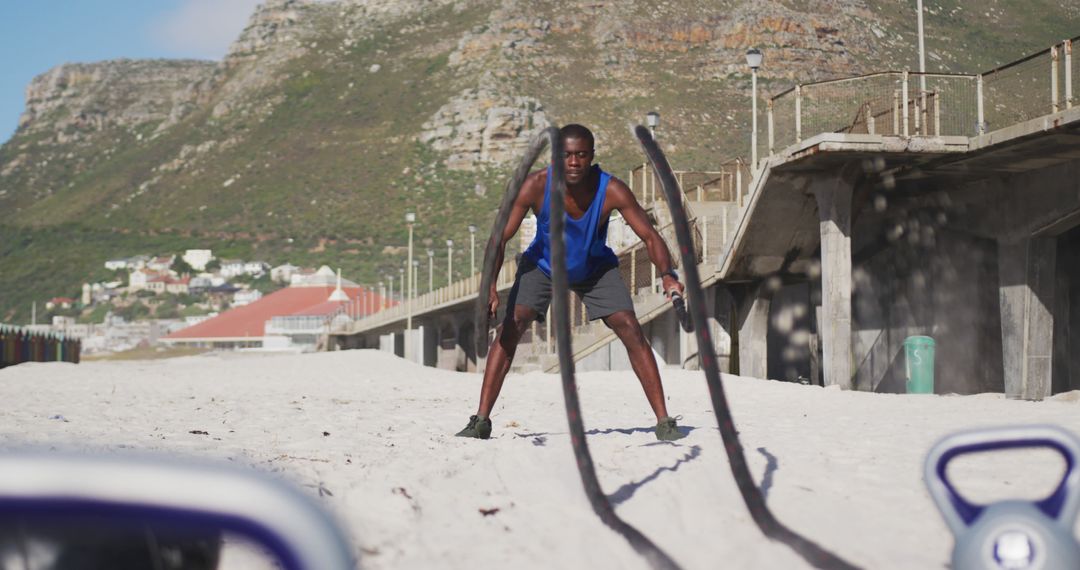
633 125 861 570
475 127 681 570
475 128 561 359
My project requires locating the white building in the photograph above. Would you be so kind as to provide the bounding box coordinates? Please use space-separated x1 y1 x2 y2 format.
129 269 156 291
271 263 299 283
233 289 263 307
147 255 175 272
291 266 358 287
183 249 214 271
105 258 129 271
220 259 246 278
244 261 270 276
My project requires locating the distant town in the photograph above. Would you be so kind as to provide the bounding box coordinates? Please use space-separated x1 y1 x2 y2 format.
23 248 373 356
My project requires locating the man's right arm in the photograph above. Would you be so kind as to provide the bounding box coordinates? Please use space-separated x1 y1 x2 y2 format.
486 172 543 316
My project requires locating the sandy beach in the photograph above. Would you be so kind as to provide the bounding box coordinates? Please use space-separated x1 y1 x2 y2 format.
1 349 1079 569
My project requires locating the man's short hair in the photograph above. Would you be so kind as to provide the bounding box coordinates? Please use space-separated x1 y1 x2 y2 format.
560 124 594 150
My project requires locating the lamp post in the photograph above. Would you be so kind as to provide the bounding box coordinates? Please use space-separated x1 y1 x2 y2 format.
745 48 763 170
387 275 394 306
427 249 434 293
405 212 415 330
446 239 454 285
646 111 659 138
646 111 659 203
468 224 477 275
398 267 404 304
412 260 419 298
378 281 384 311
917 0 926 88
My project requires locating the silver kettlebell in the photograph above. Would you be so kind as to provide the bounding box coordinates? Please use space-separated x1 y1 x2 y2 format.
925 425 1080 570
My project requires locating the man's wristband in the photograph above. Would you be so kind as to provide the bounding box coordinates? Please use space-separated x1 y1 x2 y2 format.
660 269 679 281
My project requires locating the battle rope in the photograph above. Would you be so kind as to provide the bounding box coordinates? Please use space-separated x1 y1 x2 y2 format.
634 125 860 570
475 127 559 359
475 127 681 570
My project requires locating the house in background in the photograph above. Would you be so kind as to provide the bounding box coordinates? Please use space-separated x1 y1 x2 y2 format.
105 258 129 271
105 255 150 272
291 266 351 287
219 259 246 278
45 297 76 310
147 255 175 272
244 261 270 276
233 288 263 307
165 276 191 295
271 263 299 283
128 268 164 291
289 267 318 286
182 249 214 271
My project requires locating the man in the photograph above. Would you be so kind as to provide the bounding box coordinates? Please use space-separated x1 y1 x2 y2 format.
456 124 687 441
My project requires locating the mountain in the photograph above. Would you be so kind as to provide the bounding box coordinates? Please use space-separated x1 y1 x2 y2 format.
2 0 1078 322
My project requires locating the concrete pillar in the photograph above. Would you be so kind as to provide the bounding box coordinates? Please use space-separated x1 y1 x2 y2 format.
998 237 1057 400
812 174 855 389
735 285 770 379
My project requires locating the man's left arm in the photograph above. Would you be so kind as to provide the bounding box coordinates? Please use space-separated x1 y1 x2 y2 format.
606 179 685 297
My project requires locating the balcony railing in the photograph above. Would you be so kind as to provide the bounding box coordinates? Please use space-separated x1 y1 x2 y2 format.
759 36 1078 162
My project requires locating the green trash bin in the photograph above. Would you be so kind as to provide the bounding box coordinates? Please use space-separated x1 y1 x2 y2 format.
904 336 936 394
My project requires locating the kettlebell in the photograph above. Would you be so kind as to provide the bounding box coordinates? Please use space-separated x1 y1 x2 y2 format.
924 425 1080 570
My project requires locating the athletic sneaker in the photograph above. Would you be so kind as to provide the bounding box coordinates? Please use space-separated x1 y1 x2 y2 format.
455 415 492 439
655 416 686 441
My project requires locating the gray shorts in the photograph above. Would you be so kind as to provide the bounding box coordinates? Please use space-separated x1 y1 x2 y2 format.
506 259 634 322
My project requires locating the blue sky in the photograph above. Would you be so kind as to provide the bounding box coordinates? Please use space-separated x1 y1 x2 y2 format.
0 0 261 143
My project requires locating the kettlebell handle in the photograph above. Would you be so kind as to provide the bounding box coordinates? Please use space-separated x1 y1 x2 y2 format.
924 425 1080 536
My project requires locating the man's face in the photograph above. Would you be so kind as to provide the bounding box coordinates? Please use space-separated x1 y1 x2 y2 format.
563 137 594 185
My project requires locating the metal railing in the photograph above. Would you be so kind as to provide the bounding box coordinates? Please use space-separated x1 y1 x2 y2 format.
761 36 1079 159
766 71 981 152
629 162 751 207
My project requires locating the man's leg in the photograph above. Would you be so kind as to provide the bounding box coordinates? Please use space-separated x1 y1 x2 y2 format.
476 304 538 417
457 262 550 439
602 310 669 421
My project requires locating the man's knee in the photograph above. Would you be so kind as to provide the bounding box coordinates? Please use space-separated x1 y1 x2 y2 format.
500 306 537 340
605 311 645 343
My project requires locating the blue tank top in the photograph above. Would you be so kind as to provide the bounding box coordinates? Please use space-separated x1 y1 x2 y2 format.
523 165 620 283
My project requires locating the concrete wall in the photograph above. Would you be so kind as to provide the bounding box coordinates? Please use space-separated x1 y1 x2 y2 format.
767 282 814 382
1053 226 1080 393
850 226 1003 394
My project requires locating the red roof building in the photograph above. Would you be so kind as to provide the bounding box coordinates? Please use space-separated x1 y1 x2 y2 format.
163 285 390 349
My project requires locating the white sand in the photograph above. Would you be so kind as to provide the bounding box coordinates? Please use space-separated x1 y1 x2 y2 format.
1 349 1079 569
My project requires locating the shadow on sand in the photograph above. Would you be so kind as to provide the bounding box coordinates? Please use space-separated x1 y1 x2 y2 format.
607 445 703 506
757 446 779 500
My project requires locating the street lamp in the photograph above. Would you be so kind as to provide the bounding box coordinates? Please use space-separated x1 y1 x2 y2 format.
745 48 763 170
446 239 454 285
387 274 394 306
917 0 926 83
412 259 419 300
646 111 659 137
405 212 415 330
645 112 660 203
427 249 434 293
398 267 404 303
916 0 927 131
468 224 477 275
